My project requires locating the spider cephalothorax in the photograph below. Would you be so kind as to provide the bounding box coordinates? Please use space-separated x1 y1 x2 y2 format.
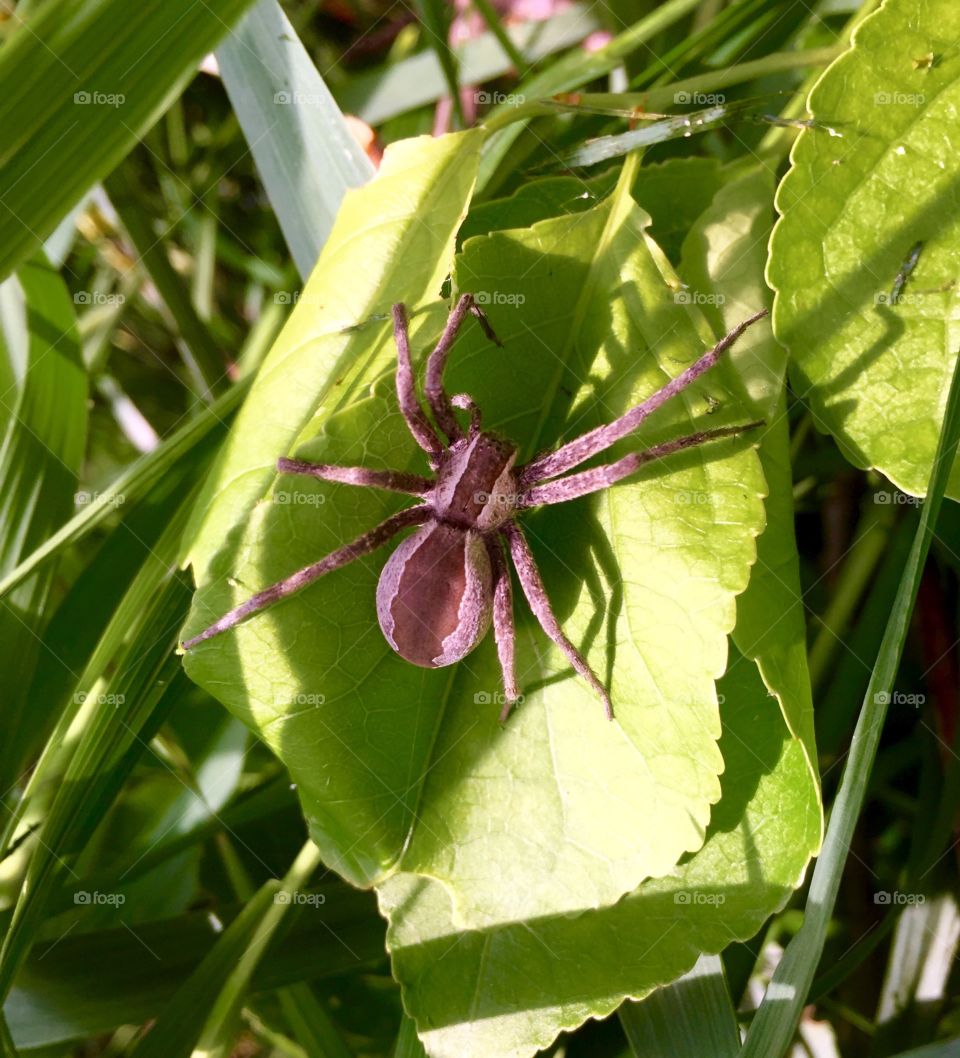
182 294 766 720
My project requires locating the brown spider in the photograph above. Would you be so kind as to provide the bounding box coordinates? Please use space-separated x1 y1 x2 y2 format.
182 295 766 720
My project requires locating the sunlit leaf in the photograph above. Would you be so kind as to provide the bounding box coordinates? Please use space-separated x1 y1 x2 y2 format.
767 0 960 496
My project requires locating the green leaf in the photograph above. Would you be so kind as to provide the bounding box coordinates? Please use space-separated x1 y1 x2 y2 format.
767 0 960 496
216 0 375 282
461 158 729 265
379 651 820 1058
182 129 488 884
679 167 820 793
0 0 258 282
183 157 768 932
457 172 617 244
742 256 960 1058
633 158 728 265
395 188 768 926
0 256 87 796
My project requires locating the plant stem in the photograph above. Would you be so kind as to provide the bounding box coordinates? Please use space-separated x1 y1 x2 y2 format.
471 0 529 76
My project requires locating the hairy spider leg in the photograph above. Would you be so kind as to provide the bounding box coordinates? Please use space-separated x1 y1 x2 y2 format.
519 422 764 507
424 293 479 443
423 293 501 443
486 534 519 719
502 521 613 719
276 457 432 496
392 303 444 457
181 505 430 650
519 308 768 486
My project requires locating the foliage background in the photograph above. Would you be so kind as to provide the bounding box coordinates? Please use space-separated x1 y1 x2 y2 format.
0 0 959 1056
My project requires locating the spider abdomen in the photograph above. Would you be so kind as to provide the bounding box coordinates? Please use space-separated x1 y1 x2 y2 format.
376 521 492 668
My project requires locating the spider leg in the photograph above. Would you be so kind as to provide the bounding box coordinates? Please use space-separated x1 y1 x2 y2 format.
519 309 768 486
486 535 519 720
519 422 763 508
392 304 443 457
277 457 432 496
424 294 502 444
181 505 430 650
502 521 613 719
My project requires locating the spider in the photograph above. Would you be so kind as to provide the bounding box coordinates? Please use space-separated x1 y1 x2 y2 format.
182 295 767 720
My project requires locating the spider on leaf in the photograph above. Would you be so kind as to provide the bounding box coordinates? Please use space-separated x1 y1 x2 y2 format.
182 295 767 721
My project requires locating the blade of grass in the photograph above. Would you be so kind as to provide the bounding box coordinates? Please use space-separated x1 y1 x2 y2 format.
0 0 260 282
501 46 841 125
215 834 354 1058
873 894 960 1055
470 0 529 76
392 1014 428 1058
413 0 465 128
8 886 385 1049
0 1010 17 1058
476 0 702 190
0 485 200 1001
104 169 228 400
885 1042 960 1058
130 841 322 1058
740 346 960 1056
619 955 740 1058
216 0 375 282
337 6 600 126
0 255 87 805
0 372 253 601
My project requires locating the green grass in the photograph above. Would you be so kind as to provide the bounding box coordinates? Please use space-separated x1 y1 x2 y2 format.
1 0 959 1056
